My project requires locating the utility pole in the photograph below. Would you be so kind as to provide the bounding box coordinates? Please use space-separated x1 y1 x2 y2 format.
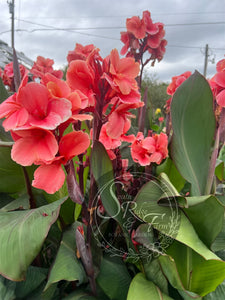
7 0 15 49
203 44 209 77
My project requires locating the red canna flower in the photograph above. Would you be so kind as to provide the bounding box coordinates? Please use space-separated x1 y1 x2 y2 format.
210 58 225 107
31 56 63 79
106 102 144 139
126 16 146 39
11 128 58 166
108 49 140 95
0 77 72 131
66 59 96 107
32 131 90 194
142 11 159 35
67 43 96 63
2 62 27 91
131 132 168 166
165 71 192 112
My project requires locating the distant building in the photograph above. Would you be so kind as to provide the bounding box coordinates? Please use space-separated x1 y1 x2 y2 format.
0 40 33 69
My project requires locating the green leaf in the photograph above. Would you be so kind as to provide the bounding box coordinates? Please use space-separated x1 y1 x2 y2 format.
0 78 9 103
91 141 123 224
162 240 225 297
0 197 66 281
132 175 224 260
211 219 225 251
133 174 180 239
0 194 30 212
0 275 16 300
96 256 131 300
15 266 47 298
62 290 97 300
144 259 168 294
182 195 224 247
133 175 225 295
0 79 12 142
43 180 75 225
203 280 225 300
170 71 216 196
0 147 25 194
127 273 173 300
156 158 186 192
45 223 86 291
215 160 224 181
0 121 12 142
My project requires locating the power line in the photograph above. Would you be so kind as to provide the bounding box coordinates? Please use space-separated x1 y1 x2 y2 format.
1 28 225 52
5 11 225 20
15 18 225 29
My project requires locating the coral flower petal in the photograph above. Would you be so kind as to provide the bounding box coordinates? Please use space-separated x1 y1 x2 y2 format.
106 112 125 139
59 131 90 161
216 89 225 107
11 129 58 166
29 98 72 129
32 163 65 194
215 72 225 88
17 82 49 115
3 107 29 131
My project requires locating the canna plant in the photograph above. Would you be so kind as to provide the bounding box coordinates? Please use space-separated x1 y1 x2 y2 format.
0 10 225 300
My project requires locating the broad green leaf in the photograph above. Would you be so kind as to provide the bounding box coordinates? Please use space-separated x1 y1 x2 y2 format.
43 180 75 225
45 223 86 291
15 266 47 298
0 198 66 281
62 290 97 300
144 259 168 294
163 240 225 296
133 176 221 260
0 194 30 212
91 141 123 224
215 160 224 181
0 147 25 194
182 195 224 247
170 71 216 196
190 256 225 296
203 280 225 299
0 275 16 300
96 256 131 300
211 220 225 251
0 79 12 142
156 158 186 192
0 78 9 103
133 174 181 240
127 273 173 300
0 121 12 142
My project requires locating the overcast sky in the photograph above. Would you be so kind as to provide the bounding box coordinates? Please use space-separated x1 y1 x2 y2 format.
0 0 225 82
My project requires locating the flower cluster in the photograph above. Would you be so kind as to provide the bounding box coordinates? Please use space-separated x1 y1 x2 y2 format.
120 10 167 65
209 57 225 107
165 71 192 112
31 55 63 79
131 132 168 166
0 67 91 193
0 10 170 195
0 62 27 91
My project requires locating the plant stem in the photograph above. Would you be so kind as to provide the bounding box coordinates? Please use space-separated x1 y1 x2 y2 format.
22 166 36 209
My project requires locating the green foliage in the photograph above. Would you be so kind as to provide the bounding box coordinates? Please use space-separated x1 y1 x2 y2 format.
127 273 173 300
141 73 170 111
96 256 131 300
0 198 66 281
45 223 87 291
170 71 216 196
0 33 225 300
